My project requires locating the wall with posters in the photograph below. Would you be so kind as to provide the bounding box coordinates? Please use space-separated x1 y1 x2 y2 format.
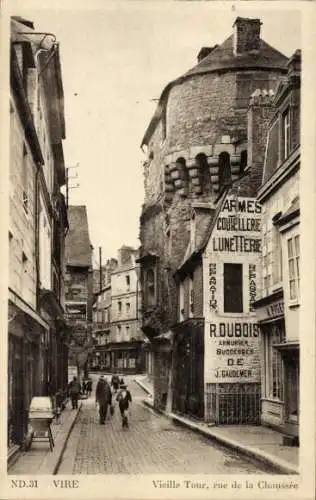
203 196 262 424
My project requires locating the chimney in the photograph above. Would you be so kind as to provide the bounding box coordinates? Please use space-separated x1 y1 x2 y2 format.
197 45 218 63
233 17 262 56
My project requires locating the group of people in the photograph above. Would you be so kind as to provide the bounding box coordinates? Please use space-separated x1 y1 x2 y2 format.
68 373 132 429
96 374 132 428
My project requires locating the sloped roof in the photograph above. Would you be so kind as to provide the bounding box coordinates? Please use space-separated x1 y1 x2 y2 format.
65 206 92 268
141 32 288 147
186 36 288 76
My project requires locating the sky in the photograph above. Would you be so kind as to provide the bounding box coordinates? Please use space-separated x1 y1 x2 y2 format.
7 1 302 267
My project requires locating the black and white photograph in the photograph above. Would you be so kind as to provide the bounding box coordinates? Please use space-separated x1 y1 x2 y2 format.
1 0 315 498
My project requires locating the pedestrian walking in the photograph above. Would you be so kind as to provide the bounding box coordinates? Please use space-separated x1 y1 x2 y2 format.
95 375 112 425
111 374 120 394
68 376 81 409
116 382 132 429
86 377 93 397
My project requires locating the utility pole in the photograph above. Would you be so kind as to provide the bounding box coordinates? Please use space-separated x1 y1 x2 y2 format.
65 163 80 208
99 247 103 293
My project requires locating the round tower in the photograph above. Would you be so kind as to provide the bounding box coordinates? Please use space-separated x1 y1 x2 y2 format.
139 17 288 339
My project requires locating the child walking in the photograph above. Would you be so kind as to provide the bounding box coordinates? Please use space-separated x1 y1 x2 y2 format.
116 383 132 428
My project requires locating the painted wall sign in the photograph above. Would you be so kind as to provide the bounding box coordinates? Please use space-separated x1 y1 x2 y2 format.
208 263 217 312
205 319 260 383
249 264 257 312
211 196 262 254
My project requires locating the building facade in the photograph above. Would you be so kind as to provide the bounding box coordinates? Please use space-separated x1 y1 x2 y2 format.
65 205 94 378
8 16 68 450
108 246 145 374
254 51 300 442
92 284 112 370
138 17 289 413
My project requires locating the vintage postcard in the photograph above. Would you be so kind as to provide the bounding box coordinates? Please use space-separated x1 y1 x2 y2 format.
0 1 315 499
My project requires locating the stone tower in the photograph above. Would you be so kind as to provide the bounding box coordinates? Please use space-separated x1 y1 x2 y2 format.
139 17 288 340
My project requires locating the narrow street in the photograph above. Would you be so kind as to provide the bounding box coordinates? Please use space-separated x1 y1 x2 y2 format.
57 375 269 474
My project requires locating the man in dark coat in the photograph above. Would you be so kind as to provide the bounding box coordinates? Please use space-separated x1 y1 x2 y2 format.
68 377 81 409
95 375 112 424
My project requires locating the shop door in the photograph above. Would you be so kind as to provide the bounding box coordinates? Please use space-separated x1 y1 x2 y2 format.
284 353 299 425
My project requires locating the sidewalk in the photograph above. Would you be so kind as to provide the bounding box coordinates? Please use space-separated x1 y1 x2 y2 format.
134 376 299 475
8 401 82 475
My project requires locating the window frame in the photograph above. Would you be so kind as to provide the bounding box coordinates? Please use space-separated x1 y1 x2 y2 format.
282 107 291 160
223 263 243 313
287 234 300 302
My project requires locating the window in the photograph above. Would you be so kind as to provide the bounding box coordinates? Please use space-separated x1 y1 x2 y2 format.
189 275 194 317
288 235 300 300
196 153 211 194
282 108 291 160
267 323 284 400
146 268 156 307
118 301 122 313
126 275 130 289
125 325 130 339
272 226 282 286
126 302 130 313
179 282 184 321
22 144 28 213
117 325 121 338
224 263 243 313
218 152 232 187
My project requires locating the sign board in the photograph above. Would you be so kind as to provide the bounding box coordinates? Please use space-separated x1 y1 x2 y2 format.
65 302 87 320
205 318 261 383
256 299 284 323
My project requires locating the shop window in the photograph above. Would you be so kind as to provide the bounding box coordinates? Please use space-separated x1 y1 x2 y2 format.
224 263 243 313
196 153 211 194
282 108 291 160
288 235 300 300
146 268 156 307
218 152 232 188
268 323 284 400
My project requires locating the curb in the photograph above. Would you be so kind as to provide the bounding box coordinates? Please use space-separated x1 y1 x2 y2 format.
37 403 82 475
142 399 299 476
7 445 21 469
133 378 153 396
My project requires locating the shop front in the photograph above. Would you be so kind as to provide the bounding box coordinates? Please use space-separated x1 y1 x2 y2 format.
255 290 298 441
106 341 145 374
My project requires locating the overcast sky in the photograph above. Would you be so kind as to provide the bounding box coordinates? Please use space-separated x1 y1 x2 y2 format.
7 1 302 267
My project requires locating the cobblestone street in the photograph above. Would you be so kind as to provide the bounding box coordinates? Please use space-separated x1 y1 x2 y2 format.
57 378 269 474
